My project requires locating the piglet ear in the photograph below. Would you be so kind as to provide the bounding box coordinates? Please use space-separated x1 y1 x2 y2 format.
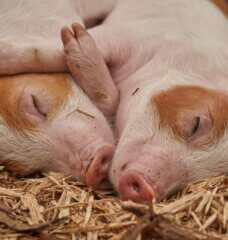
181 114 213 146
61 24 119 117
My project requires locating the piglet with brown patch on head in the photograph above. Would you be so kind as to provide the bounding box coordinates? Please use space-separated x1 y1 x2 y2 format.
0 0 119 189
0 73 115 189
63 0 228 202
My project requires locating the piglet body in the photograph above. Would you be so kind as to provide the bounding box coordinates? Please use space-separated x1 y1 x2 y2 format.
0 0 118 188
0 0 117 74
64 0 228 202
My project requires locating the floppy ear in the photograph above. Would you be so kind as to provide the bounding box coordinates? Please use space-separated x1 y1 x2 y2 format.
61 24 119 117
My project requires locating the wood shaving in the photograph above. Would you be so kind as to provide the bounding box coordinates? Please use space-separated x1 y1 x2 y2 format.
0 170 226 240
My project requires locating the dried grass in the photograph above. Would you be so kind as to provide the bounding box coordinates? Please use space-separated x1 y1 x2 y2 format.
0 166 227 240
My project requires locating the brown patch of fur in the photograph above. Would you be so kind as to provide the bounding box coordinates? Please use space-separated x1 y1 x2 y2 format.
0 73 71 131
152 85 228 144
212 0 228 16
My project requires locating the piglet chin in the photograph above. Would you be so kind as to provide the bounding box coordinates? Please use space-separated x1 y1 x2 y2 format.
85 145 114 189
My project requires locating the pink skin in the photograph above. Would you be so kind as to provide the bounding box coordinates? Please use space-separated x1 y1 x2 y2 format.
51 28 118 187
0 0 117 75
61 25 175 201
0 0 118 189
61 24 187 201
118 171 155 202
48 121 114 187
110 140 187 202
61 23 119 117
0 73 115 189
60 24 119 187
62 1 228 202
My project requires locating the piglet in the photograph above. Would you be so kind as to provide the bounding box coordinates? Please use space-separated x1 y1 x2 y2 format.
0 0 119 188
62 0 228 202
0 73 115 188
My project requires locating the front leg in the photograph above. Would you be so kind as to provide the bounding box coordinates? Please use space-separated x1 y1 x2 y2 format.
0 41 67 75
61 24 119 117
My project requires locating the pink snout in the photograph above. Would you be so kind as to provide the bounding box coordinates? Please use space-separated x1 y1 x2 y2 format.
118 171 155 202
86 145 113 189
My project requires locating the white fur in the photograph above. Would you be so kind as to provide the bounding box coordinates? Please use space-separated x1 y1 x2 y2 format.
0 0 117 74
96 0 228 200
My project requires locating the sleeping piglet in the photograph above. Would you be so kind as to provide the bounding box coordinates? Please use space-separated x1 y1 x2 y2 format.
0 73 115 188
0 0 118 188
62 0 228 202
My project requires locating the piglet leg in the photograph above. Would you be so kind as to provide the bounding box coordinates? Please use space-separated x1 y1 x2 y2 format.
61 23 119 117
0 41 68 75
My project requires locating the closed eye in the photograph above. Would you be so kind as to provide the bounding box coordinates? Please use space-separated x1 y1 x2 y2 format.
192 116 200 135
31 95 47 118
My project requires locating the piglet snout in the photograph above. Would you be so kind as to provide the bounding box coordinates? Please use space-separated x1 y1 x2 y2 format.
118 171 155 202
85 145 114 189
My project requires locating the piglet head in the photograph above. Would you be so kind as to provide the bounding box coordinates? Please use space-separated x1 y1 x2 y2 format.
110 85 228 202
0 73 114 188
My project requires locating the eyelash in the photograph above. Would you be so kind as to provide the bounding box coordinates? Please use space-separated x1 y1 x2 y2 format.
31 95 47 117
192 116 200 135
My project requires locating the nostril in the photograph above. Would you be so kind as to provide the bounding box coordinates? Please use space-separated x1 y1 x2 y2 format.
132 181 140 193
101 157 109 166
85 145 114 189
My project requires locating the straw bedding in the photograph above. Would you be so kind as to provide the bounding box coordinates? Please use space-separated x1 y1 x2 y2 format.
0 166 227 240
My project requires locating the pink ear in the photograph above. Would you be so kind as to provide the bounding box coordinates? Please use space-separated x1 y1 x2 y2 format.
61 24 119 117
